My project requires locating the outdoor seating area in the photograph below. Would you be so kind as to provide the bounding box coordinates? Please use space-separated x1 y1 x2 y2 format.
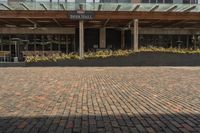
0 34 75 62
0 50 64 63
0 51 10 62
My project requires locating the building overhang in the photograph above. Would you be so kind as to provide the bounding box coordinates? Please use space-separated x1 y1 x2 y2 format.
0 2 200 29
0 2 199 13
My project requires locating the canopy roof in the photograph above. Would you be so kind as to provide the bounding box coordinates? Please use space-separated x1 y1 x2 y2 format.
0 2 200 12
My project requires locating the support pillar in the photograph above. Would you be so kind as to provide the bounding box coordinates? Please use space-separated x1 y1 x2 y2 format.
121 30 125 49
132 19 139 51
79 20 84 58
99 27 106 49
9 35 11 62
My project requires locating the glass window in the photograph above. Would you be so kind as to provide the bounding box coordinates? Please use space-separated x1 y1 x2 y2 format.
173 0 183 3
150 0 156 3
86 0 93 2
2 35 9 51
183 0 190 3
27 35 35 51
100 0 118 2
191 0 197 3
101 0 110 2
157 0 163 3
75 0 86 2
68 0 75 2
165 0 173 3
112 0 118 2
36 0 51 2
118 0 130 2
141 0 149 3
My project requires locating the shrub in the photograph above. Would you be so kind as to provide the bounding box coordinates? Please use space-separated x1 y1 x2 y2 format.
25 53 80 63
139 46 200 54
25 49 135 63
25 47 200 63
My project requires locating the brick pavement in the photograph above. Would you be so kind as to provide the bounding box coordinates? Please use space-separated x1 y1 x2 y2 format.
0 67 199 133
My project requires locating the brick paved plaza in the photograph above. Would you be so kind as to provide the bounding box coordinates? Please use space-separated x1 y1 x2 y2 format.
0 67 200 133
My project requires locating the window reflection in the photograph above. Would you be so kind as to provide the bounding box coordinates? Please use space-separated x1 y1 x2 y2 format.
165 0 173 3
67 0 75 2
141 0 149 3
157 0 163 3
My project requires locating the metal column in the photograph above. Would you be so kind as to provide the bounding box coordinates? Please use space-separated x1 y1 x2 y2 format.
134 19 139 51
99 27 106 49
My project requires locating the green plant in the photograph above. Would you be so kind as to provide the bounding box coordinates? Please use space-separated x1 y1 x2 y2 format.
84 49 134 59
25 49 135 63
139 46 200 54
26 47 200 63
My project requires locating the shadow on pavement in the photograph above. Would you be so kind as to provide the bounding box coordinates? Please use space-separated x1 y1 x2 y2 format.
0 113 200 133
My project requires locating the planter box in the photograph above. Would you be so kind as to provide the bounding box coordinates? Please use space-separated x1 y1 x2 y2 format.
25 52 200 67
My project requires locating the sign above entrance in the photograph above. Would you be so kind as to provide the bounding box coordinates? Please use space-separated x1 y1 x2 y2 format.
68 10 94 20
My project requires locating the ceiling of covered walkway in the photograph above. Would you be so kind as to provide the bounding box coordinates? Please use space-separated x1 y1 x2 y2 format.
0 2 200 28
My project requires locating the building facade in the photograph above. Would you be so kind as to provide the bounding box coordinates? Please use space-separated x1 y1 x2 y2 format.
0 0 200 61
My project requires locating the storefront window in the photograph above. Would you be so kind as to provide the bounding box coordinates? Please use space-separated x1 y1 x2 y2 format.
165 0 173 3
157 0 163 3
141 0 149 3
67 0 75 2
150 0 156 3
191 0 197 3
183 0 190 3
